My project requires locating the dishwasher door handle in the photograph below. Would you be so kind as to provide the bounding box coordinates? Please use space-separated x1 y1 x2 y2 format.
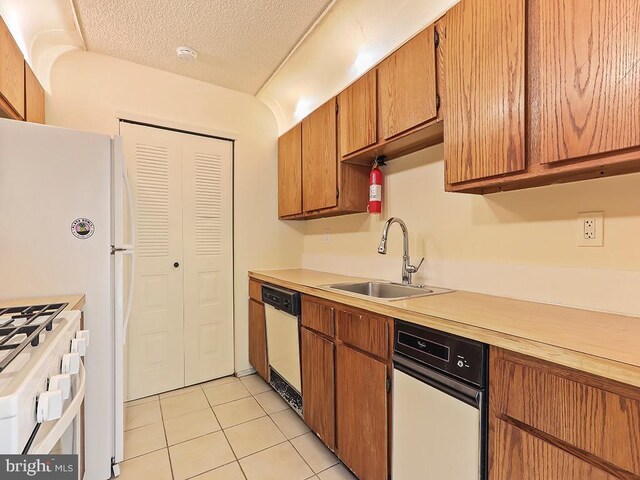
393 355 483 409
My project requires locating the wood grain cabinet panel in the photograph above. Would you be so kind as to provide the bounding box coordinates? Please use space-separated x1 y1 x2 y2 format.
24 63 45 124
0 16 25 119
492 351 640 476
301 327 335 450
529 0 640 165
490 418 618 480
301 296 334 337
278 124 302 217
442 0 526 184
338 69 377 157
249 279 262 302
378 26 438 140
248 298 269 381
302 98 338 212
336 344 388 480
491 348 640 478
335 309 388 359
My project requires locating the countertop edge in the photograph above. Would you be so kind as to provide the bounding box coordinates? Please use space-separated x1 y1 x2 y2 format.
0 295 85 311
249 271 640 389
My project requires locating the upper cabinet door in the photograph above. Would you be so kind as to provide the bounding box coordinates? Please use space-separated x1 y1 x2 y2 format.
530 0 640 165
338 69 377 158
0 17 25 119
302 98 338 212
378 26 438 140
443 0 526 184
278 124 303 217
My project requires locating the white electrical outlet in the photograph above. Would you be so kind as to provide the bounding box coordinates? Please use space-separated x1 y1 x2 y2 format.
577 212 604 247
323 227 331 244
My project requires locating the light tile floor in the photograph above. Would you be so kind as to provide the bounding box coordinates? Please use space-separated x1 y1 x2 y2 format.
118 374 357 480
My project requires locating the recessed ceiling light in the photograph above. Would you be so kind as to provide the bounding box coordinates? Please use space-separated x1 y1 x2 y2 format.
176 46 197 63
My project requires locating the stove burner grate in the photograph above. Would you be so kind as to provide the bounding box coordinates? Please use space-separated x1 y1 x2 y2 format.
0 303 68 372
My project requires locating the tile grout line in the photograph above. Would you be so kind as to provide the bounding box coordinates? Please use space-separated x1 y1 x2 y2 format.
208 395 249 480
248 378 320 478
158 394 177 480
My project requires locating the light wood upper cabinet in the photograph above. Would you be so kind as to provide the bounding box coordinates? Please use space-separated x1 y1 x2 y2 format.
529 0 640 165
378 26 438 141
336 344 388 480
302 98 338 212
301 327 335 450
338 69 377 158
278 124 302 217
442 0 526 184
0 16 25 120
25 63 45 124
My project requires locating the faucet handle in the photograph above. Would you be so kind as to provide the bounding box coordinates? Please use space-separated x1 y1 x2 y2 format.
406 257 424 273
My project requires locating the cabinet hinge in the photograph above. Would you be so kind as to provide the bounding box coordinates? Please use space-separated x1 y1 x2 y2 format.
335 102 339 114
336 188 340 199
386 376 391 393
434 29 440 48
436 94 441 112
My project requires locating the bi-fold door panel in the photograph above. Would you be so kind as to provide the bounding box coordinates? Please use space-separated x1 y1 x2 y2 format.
122 122 233 399
182 136 234 386
122 122 185 400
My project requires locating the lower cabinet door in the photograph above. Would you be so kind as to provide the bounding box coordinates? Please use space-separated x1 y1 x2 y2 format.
336 344 388 480
490 419 618 480
248 299 269 381
301 327 335 449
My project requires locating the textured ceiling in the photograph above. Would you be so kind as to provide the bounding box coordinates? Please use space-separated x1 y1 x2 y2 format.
72 0 333 94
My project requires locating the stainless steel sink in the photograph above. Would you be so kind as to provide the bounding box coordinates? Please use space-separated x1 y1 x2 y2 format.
325 281 452 300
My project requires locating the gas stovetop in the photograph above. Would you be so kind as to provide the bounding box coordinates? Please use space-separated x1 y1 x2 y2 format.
0 303 68 372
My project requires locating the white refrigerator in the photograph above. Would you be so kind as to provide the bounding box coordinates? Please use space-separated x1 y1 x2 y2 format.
0 118 132 479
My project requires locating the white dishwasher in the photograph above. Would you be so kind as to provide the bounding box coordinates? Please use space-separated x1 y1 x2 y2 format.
262 284 302 415
392 320 488 480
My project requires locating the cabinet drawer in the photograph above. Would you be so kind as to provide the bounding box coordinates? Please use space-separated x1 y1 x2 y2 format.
492 349 640 476
249 279 262 302
301 297 334 337
336 308 389 359
490 418 618 480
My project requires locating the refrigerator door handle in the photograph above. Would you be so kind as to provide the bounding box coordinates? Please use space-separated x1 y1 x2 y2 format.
121 147 136 343
123 249 135 344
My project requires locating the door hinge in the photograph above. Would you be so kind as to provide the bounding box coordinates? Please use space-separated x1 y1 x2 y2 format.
436 94 441 112
386 376 391 393
434 29 440 48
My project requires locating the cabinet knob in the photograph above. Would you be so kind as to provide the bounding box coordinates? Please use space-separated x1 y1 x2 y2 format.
174 262 180 268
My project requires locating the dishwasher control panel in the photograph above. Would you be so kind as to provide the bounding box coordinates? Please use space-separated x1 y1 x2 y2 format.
261 285 301 316
394 319 487 387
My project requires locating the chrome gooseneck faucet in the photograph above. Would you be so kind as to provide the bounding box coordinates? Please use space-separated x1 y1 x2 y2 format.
377 217 424 285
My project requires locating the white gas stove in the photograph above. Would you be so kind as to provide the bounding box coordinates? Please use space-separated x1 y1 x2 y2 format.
0 303 87 455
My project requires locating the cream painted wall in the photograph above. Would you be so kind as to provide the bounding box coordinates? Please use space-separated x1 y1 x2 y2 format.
303 145 640 315
46 50 305 373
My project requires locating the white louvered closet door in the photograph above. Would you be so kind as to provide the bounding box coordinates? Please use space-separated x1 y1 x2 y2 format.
182 136 233 385
121 122 185 400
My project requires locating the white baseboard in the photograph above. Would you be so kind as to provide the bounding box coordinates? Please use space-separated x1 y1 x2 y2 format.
235 367 257 378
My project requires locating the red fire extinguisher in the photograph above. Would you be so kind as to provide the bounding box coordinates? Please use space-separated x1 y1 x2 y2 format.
368 156 385 214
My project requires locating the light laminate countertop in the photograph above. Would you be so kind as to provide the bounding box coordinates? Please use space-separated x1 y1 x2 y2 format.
249 269 640 388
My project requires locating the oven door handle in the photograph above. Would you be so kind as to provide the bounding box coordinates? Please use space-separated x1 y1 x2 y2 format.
27 361 86 454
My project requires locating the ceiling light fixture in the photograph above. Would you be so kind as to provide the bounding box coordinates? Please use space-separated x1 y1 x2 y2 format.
176 46 197 63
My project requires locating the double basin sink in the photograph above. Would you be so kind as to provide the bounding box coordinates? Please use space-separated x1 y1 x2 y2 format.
325 281 452 301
